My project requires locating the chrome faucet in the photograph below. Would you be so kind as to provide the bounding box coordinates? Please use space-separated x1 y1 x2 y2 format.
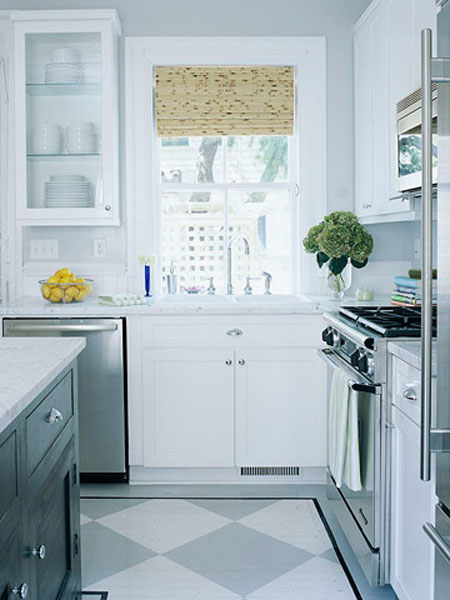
226 236 250 295
262 271 273 295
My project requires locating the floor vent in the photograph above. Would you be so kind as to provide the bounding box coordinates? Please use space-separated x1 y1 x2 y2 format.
240 466 300 477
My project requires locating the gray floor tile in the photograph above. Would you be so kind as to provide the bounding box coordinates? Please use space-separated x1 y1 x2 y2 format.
166 521 314 597
187 499 277 521
81 498 149 520
81 521 156 586
320 547 340 564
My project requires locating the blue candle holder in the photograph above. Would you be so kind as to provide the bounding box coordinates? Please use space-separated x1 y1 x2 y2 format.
144 265 151 297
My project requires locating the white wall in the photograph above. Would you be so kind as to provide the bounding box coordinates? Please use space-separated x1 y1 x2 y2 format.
6 0 418 297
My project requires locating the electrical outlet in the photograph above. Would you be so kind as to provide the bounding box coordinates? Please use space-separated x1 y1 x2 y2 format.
30 239 59 259
94 238 106 258
414 238 421 261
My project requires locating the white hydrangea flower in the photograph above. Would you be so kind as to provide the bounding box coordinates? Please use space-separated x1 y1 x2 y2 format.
138 252 157 266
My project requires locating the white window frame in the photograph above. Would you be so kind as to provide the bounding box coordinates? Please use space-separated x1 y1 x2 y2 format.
125 36 326 295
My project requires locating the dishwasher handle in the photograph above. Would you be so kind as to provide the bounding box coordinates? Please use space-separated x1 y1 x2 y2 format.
6 323 118 334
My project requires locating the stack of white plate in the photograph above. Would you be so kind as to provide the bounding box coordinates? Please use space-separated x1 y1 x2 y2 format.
66 122 96 154
44 175 93 208
31 123 62 155
45 47 83 84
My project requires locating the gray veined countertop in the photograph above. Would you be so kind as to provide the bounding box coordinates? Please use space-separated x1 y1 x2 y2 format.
388 340 437 373
0 294 393 317
0 337 86 434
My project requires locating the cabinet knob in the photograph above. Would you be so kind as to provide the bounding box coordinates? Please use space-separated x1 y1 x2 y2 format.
11 583 28 599
238 359 245 365
30 545 46 560
225 359 232 366
104 204 111 212
402 387 417 402
226 329 243 337
45 408 63 424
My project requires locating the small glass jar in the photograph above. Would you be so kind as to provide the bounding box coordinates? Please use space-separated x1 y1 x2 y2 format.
356 287 374 301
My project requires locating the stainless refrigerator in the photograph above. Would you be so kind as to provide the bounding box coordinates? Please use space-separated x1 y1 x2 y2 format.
421 3 450 597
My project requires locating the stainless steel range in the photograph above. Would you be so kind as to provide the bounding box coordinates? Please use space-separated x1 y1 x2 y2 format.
318 305 437 587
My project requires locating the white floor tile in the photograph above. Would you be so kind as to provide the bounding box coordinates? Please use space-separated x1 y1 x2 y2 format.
238 500 333 554
247 556 357 599
97 499 231 553
84 555 240 598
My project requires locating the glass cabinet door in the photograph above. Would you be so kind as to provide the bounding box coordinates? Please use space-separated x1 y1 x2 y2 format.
14 16 120 224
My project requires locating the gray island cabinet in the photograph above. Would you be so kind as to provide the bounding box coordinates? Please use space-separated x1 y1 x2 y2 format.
0 338 85 600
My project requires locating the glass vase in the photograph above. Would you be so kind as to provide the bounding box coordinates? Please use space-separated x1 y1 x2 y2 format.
144 265 151 297
327 262 352 300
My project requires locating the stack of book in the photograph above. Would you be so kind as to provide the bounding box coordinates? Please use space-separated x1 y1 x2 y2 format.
391 271 437 306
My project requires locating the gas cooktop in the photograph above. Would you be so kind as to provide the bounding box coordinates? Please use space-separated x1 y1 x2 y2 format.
338 305 437 338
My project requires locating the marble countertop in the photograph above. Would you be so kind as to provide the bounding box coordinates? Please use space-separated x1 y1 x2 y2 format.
0 338 86 434
0 294 393 317
388 340 437 373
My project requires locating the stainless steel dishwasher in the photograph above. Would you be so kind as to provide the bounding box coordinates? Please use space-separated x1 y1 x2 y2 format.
3 317 127 482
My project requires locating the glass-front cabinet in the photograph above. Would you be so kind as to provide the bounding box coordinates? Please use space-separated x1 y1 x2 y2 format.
12 10 121 225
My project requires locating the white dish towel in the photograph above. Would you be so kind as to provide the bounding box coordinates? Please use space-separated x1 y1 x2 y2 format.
329 368 362 492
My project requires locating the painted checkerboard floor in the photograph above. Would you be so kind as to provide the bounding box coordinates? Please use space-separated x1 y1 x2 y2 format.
81 498 357 599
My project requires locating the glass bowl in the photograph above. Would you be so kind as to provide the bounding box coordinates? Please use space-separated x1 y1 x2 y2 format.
39 278 94 304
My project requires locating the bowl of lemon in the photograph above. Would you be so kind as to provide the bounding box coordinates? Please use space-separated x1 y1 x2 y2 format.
40 268 93 304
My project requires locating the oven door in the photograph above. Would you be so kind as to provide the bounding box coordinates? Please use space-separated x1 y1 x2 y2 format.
318 347 382 549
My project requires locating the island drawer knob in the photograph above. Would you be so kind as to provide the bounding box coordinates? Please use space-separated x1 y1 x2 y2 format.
45 408 63 424
11 583 28 598
30 545 46 560
226 329 243 337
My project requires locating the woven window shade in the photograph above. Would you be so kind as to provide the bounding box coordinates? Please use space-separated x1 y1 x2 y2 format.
155 66 294 137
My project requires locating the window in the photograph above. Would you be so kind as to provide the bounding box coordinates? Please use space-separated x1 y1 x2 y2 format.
159 135 293 295
125 38 326 296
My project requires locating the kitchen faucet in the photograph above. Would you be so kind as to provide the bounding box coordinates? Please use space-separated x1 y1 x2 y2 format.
226 236 250 295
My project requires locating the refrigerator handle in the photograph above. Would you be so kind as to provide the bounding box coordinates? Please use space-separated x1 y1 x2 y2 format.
423 522 450 564
421 28 434 482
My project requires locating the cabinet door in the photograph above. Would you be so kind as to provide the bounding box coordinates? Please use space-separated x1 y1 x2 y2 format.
390 406 435 600
0 431 22 600
142 348 234 467
27 437 80 600
354 22 373 217
235 347 326 467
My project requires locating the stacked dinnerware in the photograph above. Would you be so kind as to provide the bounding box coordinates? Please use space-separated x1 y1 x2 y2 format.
66 121 97 154
31 123 62 155
45 47 83 84
44 175 93 208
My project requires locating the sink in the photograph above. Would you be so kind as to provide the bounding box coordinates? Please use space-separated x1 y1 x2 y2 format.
155 294 234 304
233 294 311 304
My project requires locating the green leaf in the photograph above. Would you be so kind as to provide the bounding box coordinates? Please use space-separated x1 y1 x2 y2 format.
351 258 368 269
316 251 329 269
328 256 348 276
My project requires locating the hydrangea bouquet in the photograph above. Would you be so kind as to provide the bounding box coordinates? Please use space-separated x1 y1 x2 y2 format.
303 211 373 297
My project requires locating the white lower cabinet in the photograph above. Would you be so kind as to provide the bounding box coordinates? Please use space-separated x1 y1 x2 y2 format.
390 404 435 600
128 315 326 478
235 347 325 467
142 347 235 468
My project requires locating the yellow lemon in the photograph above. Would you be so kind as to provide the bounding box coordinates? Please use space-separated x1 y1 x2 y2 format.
75 290 86 301
65 286 79 298
59 277 71 284
75 277 85 283
47 275 59 285
59 268 70 278
86 284 93 296
49 293 61 303
69 273 77 282
42 284 51 299
51 286 63 300
63 294 73 303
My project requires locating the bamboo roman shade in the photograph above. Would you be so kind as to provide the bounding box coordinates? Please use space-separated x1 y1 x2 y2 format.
155 66 294 137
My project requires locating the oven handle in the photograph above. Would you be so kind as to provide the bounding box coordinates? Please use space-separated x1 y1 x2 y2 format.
317 348 381 395
423 522 450 564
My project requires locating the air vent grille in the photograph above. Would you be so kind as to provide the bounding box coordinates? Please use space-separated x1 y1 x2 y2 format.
240 466 300 477
397 82 438 114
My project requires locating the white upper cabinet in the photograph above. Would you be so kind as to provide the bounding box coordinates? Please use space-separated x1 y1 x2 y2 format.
354 0 437 222
12 10 121 225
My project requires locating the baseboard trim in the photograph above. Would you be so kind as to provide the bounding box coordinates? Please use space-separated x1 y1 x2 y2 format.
129 466 326 485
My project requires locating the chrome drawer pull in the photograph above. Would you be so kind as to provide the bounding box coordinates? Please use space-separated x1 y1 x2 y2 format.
45 408 63 424
30 545 46 560
424 522 450 564
226 329 243 337
402 387 417 402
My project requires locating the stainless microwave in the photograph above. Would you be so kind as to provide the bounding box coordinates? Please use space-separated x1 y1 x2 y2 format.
396 83 438 192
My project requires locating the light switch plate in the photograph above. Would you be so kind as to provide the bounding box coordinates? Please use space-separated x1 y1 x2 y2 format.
30 239 59 259
94 238 106 258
